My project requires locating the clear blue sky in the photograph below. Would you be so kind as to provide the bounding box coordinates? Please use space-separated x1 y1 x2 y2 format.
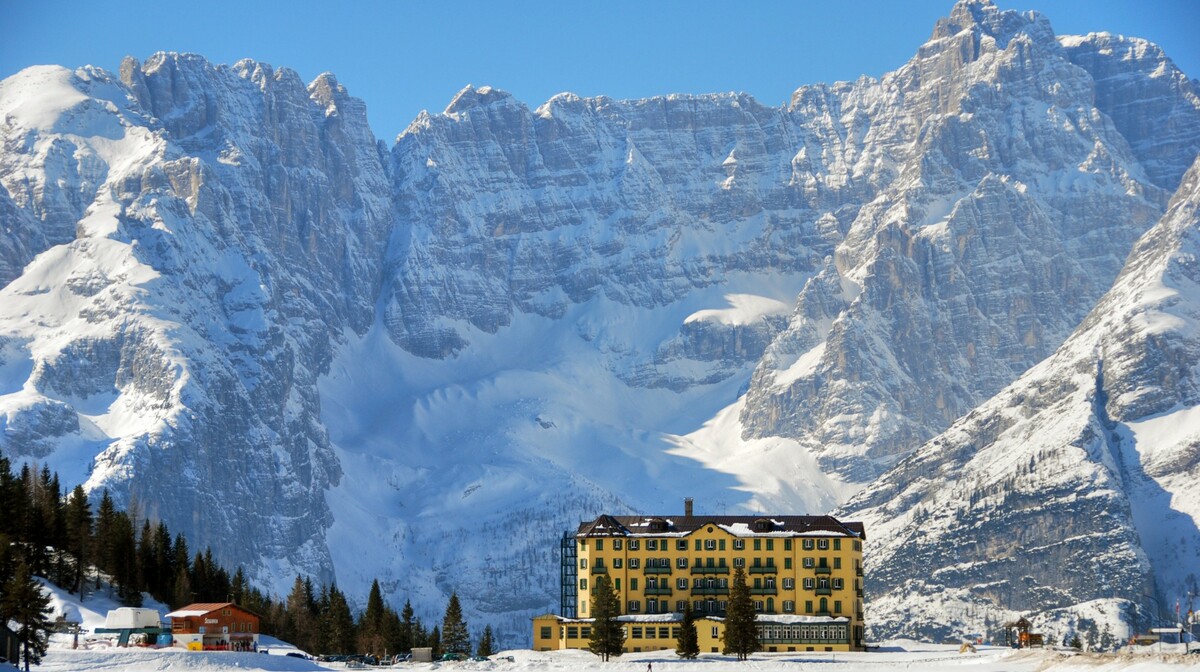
2 1 1197 143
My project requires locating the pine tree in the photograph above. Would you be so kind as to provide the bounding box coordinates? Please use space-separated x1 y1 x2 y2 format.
323 583 356 654
723 567 758 661
381 607 402 658
230 567 248 605
94 490 117 591
0 456 21 540
676 602 699 658
441 591 470 655
476 625 495 658
153 522 174 602
587 574 624 661
3 559 52 671
172 564 193 610
285 575 316 652
429 625 442 658
397 599 415 653
357 579 388 655
63 485 92 601
190 551 210 601
111 513 141 606
137 519 155 599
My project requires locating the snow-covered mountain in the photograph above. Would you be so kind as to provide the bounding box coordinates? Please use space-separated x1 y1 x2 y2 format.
1 0 1198 645
838 154 1200 647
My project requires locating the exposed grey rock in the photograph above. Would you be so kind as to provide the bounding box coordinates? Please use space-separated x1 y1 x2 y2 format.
838 155 1200 644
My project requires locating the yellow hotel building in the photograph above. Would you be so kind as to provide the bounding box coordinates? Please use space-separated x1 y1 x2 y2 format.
533 500 866 653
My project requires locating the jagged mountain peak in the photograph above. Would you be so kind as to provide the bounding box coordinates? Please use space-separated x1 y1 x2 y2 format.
443 83 519 116
931 0 1053 48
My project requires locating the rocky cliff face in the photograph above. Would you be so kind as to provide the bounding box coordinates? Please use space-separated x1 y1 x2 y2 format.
736 0 1185 484
838 155 1200 646
1 0 1198 645
0 55 392 586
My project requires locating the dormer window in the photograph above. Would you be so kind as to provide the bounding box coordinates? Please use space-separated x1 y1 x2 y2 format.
754 519 772 532
648 518 667 532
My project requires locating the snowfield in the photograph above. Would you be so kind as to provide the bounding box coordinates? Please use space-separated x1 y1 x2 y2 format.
29 583 1200 672
32 641 1200 671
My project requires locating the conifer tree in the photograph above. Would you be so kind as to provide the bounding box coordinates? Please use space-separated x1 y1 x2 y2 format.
722 567 758 660
382 607 402 656
3 559 52 671
190 551 210 601
357 578 388 655
0 456 20 539
397 599 415 653
137 519 155 598
323 583 357 654
441 591 470 655
63 485 92 601
429 625 442 658
153 522 174 602
94 490 117 590
476 625 495 658
172 564 193 610
285 575 316 652
587 574 624 660
111 513 141 606
676 602 699 658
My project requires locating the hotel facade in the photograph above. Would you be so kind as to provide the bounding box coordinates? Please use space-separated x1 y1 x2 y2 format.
534 500 866 653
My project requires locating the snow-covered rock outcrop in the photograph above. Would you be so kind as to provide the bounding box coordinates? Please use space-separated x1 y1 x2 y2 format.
839 155 1200 646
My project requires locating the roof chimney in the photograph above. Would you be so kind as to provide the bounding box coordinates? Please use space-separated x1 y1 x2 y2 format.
684 498 694 518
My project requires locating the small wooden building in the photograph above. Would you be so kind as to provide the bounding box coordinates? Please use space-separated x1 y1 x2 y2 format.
164 602 260 651
1002 617 1044 648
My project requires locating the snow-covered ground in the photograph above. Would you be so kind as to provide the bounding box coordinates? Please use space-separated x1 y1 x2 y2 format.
27 576 1200 671
31 642 1200 671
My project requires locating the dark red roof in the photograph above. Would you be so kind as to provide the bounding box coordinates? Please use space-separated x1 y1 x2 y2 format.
576 514 865 540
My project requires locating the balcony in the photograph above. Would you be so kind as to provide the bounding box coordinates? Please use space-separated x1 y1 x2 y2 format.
855 567 863 577
690 566 730 575
815 611 832 618
750 587 778 596
856 611 864 621
590 565 608 575
855 589 863 598
748 565 777 574
644 586 672 596
813 566 831 575
643 566 673 575
814 587 832 596
690 587 730 596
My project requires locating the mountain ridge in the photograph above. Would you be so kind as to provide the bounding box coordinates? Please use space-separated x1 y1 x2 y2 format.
1 0 1199 645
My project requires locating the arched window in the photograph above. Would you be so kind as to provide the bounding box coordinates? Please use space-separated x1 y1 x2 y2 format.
819 597 828 613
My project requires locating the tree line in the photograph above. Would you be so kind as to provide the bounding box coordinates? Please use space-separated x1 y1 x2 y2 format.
586 566 760 661
0 456 495 665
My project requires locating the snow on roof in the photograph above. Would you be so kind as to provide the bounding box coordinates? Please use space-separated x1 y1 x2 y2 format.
538 613 849 625
757 614 850 624
581 514 864 539
163 602 236 619
163 609 209 618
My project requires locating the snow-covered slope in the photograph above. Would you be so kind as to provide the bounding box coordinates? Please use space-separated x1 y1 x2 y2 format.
2 0 1199 648
838 155 1200 645
0 55 392 588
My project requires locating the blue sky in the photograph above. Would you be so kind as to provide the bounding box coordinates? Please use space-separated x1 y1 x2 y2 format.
3 0 1197 143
